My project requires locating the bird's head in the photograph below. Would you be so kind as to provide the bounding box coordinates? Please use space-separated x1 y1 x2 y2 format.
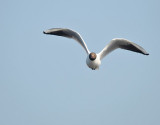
89 52 97 61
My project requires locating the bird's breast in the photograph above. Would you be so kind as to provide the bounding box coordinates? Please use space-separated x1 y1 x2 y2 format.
86 55 101 70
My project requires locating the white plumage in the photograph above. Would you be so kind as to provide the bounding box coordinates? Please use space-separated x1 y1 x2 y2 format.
43 28 149 70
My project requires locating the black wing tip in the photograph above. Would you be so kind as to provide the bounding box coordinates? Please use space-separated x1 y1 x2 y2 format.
144 52 149 55
145 53 149 55
43 31 50 35
43 31 47 34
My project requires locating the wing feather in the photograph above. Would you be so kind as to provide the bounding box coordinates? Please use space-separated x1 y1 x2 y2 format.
43 28 90 54
99 38 149 60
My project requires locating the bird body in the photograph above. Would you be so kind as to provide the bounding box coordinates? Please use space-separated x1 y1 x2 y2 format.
86 53 101 70
43 28 149 70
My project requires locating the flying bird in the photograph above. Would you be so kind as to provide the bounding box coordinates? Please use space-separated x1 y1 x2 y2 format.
43 28 149 70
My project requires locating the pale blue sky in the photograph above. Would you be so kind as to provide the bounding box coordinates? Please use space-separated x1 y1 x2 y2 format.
0 0 160 125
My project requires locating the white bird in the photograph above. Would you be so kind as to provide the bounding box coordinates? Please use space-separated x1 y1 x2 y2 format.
43 28 149 70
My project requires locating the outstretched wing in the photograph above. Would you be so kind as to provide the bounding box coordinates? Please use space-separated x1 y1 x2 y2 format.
99 38 149 60
43 28 90 54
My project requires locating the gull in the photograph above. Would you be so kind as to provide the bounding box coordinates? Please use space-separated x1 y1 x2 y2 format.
43 28 149 70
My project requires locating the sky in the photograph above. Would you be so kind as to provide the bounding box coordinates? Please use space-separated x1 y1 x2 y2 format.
0 0 160 125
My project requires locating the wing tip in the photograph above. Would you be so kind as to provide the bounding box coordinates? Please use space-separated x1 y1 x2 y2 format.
43 30 49 34
144 53 149 55
43 31 46 34
43 29 53 34
143 51 149 55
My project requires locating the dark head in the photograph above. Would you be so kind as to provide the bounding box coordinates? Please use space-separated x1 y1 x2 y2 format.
89 52 97 61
